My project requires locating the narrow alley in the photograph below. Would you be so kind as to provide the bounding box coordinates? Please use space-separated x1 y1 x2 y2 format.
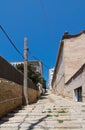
0 91 85 130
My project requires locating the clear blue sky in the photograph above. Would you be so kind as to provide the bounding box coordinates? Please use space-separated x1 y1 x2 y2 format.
0 0 85 87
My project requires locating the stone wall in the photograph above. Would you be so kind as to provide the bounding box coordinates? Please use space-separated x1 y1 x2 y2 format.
65 64 85 102
0 56 23 85
0 56 38 90
0 79 40 118
52 32 85 98
0 56 40 118
28 88 40 104
52 43 65 97
64 33 85 83
0 79 23 117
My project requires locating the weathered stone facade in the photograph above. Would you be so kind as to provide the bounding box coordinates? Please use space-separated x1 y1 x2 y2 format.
0 78 40 118
0 56 41 117
66 64 85 102
52 31 85 101
64 33 85 82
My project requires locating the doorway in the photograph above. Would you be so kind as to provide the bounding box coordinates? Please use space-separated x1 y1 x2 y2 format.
74 87 82 102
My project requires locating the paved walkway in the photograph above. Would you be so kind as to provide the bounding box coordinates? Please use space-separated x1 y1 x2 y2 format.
0 91 85 130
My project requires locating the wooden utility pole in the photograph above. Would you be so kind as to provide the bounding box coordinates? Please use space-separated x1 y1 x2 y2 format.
24 37 28 105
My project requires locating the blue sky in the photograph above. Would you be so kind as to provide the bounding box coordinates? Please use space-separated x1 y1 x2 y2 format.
0 0 85 87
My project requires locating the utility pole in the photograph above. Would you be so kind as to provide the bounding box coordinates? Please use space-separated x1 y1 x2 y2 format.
24 37 28 105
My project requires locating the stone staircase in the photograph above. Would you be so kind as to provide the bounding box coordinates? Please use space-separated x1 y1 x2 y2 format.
0 92 85 130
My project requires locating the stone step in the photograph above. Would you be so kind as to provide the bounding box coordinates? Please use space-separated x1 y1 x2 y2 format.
1 128 85 130
0 128 18 130
7 113 29 116
0 122 82 129
1 117 24 122
1 117 84 124
0 123 20 127
0 92 85 130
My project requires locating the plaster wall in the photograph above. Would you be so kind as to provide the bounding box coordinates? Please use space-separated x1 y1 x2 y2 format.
64 34 85 83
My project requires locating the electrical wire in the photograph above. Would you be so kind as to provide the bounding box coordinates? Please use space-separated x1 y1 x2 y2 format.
0 25 24 59
0 25 50 70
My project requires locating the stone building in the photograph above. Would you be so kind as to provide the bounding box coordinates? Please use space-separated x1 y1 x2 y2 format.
48 68 54 90
29 61 43 77
11 60 43 76
52 31 85 102
66 63 85 102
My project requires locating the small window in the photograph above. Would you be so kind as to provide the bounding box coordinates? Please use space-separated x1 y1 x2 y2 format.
74 86 82 102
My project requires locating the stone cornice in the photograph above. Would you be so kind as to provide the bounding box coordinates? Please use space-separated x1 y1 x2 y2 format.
66 63 85 85
62 30 85 40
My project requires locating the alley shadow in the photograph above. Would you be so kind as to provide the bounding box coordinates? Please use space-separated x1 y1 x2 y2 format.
26 115 48 130
0 105 25 124
39 96 47 100
39 92 49 100
0 92 49 126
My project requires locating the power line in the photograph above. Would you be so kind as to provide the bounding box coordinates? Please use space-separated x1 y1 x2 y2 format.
0 25 50 70
0 25 24 59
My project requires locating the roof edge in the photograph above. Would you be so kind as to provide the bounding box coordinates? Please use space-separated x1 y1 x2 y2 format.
52 40 64 85
62 30 85 40
65 63 85 85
